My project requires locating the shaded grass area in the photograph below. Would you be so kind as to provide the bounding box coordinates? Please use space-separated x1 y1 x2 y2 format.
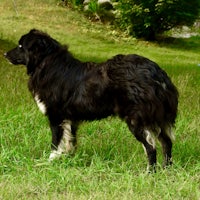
0 0 200 199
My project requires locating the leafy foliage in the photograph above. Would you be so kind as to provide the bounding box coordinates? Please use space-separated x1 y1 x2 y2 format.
115 0 200 40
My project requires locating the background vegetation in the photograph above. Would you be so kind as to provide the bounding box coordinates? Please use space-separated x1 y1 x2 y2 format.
0 0 200 199
115 0 200 40
65 0 200 40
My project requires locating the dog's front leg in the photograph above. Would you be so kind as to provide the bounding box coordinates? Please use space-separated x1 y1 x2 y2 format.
49 120 77 161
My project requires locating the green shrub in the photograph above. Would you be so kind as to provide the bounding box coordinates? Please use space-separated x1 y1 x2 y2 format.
115 0 200 40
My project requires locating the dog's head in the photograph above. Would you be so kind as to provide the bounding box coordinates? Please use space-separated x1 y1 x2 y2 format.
4 29 60 75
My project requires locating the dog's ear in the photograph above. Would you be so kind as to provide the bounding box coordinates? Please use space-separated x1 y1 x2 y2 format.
28 37 48 52
25 29 60 54
23 30 61 75
23 30 48 52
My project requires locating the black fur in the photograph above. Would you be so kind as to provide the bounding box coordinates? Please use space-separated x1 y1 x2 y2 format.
5 29 178 171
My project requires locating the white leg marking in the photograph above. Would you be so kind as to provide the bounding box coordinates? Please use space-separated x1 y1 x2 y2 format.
60 120 76 153
143 130 156 172
165 125 175 141
144 129 156 149
142 144 150 172
49 120 76 161
49 150 62 161
142 144 147 156
34 94 46 115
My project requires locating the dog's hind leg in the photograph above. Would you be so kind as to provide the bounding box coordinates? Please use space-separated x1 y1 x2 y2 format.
158 125 174 168
49 120 77 161
127 120 157 172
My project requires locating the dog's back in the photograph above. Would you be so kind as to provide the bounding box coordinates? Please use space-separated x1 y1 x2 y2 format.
105 54 178 127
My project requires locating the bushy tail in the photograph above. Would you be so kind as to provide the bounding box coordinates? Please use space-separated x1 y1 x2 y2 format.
164 80 179 125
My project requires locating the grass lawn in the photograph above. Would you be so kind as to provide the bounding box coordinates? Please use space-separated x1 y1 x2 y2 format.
0 0 200 199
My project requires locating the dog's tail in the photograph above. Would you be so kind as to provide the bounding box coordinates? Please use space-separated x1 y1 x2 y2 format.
158 76 179 126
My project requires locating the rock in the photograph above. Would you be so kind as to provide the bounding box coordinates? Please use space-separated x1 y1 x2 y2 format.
83 0 113 11
98 0 113 10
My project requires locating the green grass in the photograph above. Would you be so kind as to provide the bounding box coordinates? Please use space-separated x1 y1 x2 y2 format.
0 0 200 199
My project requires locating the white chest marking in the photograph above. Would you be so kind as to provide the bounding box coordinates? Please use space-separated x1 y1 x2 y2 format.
34 94 46 115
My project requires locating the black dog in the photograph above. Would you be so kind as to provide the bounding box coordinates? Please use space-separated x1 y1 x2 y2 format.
5 29 178 171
